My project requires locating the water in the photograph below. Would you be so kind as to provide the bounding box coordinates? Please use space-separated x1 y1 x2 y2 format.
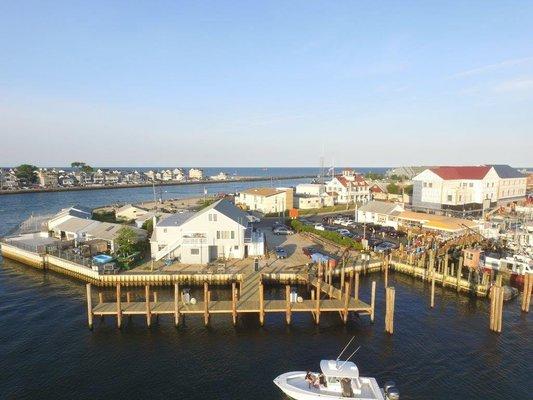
0 169 531 399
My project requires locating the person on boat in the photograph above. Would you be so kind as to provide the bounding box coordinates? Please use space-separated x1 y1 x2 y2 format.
305 371 314 388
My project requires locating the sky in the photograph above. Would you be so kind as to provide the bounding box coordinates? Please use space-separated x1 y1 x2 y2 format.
0 1 532 168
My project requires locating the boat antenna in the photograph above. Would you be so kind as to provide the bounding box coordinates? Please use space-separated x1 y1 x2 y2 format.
336 336 356 363
339 346 361 369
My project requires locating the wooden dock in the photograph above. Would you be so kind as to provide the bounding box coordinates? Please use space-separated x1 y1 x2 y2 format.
87 265 374 329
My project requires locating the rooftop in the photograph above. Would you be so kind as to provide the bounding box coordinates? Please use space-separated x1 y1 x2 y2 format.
429 166 491 180
241 187 286 197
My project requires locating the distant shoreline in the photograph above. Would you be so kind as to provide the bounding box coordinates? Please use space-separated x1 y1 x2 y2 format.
0 175 315 196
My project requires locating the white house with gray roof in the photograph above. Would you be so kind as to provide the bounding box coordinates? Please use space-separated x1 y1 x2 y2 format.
150 199 264 264
356 201 405 229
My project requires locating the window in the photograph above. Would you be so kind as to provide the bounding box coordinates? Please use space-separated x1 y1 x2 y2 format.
217 231 233 239
208 213 217 222
428 183 433 188
423 182 427 187
190 248 199 255
469 183 473 187
163 228 167 233
447 195 452 202
231 231 235 239
234 245 239 250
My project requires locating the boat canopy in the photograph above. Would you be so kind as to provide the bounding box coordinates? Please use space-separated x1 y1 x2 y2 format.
320 360 359 379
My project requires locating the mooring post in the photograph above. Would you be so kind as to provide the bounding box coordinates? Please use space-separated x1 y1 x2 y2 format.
126 291 131 303
343 282 350 323
204 282 209 326
145 285 151 327
232 282 237 325
385 287 395 334
98 291 103 304
370 281 376 323
431 268 436 308
456 256 463 292
521 273 532 313
443 253 449 287
116 283 122 329
285 284 291 325
315 265 322 324
86 283 93 330
259 281 265 326
174 282 180 327
354 272 359 301
384 256 389 288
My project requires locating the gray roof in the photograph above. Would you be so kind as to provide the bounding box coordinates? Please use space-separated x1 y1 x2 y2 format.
490 165 525 179
157 199 248 228
197 199 249 227
54 217 98 233
158 211 196 227
359 200 403 215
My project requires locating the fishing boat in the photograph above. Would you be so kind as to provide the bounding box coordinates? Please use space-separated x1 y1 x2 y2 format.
273 339 399 400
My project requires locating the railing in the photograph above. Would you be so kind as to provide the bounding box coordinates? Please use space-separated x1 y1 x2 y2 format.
47 247 94 269
182 238 207 245
0 238 46 254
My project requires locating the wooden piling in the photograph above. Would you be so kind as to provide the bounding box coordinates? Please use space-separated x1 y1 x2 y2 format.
126 291 131 303
343 282 350 323
456 257 463 292
521 273 532 313
315 265 322 324
385 287 395 334
430 269 436 308
204 282 209 326
443 254 449 288
384 257 389 288
490 285 504 333
340 261 345 295
285 285 291 325
259 282 265 326
174 283 179 326
232 282 237 325
116 284 122 329
98 291 103 304
370 281 376 323
86 283 93 330
354 272 359 301
154 291 158 303
145 285 151 327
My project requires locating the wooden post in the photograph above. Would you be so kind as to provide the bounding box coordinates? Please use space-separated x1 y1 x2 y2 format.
126 291 131 303
86 283 93 330
384 257 389 288
490 284 504 333
174 283 180 327
521 273 532 313
204 282 209 326
259 282 265 326
456 256 463 292
443 253 449 287
343 282 350 323
154 291 158 303
354 272 359 301
497 286 504 333
232 282 237 325
98 291 103 304
385 287 395 334
340 261 345 295
431 268 436 308
116 284 122 329
145 285 151 327
370 281 376 323
315 265 322 324
285 285 291 325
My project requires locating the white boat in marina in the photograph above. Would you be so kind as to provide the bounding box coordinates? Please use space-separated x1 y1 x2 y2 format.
273 339 399 400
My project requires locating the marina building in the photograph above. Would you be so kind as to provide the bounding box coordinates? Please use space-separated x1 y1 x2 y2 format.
356 201 405 229
150 199 264 263
236 187 293 214
412 165 527 213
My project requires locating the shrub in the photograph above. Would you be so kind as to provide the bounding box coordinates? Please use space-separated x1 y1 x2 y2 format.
290 220 363 250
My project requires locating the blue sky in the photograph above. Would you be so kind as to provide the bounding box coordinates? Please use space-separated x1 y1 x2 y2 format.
1 1 532 167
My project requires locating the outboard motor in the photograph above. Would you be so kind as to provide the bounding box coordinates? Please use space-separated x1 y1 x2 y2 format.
384 381 400 400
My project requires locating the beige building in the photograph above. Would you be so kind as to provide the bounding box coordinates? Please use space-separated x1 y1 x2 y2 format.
188 168 204 180
236 187 293 214
37 169 58 187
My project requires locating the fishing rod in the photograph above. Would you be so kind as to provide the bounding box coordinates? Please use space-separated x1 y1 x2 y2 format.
336 336 356 363
339 346 361 369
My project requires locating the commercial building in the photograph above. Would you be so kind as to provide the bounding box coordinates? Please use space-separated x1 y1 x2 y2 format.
236 187 293 214
150 199 264 264
356 201 404 229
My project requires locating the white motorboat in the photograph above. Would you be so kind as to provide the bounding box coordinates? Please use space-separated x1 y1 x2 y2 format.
274 340 399 400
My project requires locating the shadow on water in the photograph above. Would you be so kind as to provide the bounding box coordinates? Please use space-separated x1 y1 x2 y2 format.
0 258 531 400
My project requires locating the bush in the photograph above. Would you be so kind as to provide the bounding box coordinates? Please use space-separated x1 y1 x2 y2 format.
92 210 116 223
290 220 363 250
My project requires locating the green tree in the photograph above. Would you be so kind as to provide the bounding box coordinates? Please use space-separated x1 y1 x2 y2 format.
386 183 400 194
15 164 38 184
142 219 154 235
71 161 86 168
81 165 94 173
404 184 413 195
115 227 138 257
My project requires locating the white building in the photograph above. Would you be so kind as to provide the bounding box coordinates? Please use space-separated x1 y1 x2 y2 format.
411 165 526 212
236 187 293 214
172 168 185 181
210 172 228 181
356 201 405 229
150 199 264 264
325 170 370 204
189 168 204 180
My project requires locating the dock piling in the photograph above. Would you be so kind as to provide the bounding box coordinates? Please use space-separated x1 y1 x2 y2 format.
145 285 151 327
521 273 532 313
259 281 265 326
385 287 395 334
343 282 350 323
116 284 122 329
174 283 180 326
86 283 93 330
204 282 209 326
285 285 291 325
232 282 237 325
370 281 376 323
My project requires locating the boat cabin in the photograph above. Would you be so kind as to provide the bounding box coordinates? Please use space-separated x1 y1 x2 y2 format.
320 360 363 397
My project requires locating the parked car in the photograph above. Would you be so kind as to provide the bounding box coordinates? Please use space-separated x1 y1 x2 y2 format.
247 214 261 223
275 246 287 259
336 228 352 236
314 223 325 231
374 241 398 253
340 219 353 226
273 226 294 235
